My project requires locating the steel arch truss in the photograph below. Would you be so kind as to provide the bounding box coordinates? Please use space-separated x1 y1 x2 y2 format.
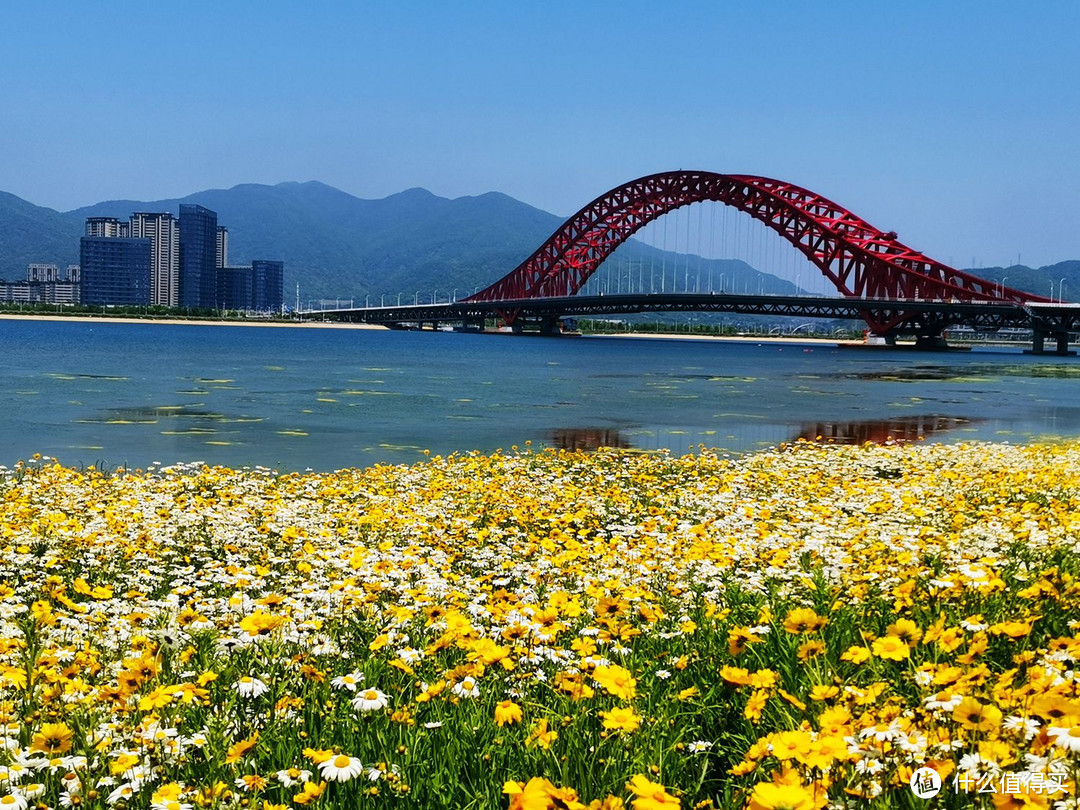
463 171 1049 332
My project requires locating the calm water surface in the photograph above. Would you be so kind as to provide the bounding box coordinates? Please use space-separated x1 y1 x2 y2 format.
3 319 1080 471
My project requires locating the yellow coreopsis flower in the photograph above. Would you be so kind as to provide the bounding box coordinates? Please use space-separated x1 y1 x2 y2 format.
225 732 259 765
781 608 827 635
886 618 923 646
593 664 637 700
747 781 815 810
30 722 74 754
744 689 768 722
871 635 911 661
840 645 871 664
625 774 680 810
600 706 641 733
527 719 559 750
952 697 1003 731
292 781 326 805
494 699 523 726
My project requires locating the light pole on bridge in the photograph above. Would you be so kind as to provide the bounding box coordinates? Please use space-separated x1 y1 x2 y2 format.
452 288 459 302
1060 277 1067 303
397 293 403 306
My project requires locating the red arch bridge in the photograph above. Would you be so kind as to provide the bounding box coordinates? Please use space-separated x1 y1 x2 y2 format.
309 171 1079 354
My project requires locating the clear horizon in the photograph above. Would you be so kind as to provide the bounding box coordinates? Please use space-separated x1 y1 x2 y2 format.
3 1 1079 267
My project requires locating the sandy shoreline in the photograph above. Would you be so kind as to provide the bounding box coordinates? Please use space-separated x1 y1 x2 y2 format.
0 315 857 342
0 313 388 330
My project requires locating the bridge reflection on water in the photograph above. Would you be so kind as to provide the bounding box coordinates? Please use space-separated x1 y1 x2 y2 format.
547 415 977 456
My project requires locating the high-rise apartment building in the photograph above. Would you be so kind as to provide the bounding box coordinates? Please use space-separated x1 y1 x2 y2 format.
217 266 252 310
85 217 130 238
179 204 218 309
27 263 60 282
251 260 284 312
130 212 180 307
216 226 229 269
65 265 81 283
80 237 151 305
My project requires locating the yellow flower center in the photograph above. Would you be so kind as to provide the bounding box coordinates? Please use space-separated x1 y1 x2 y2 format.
334 755 351 768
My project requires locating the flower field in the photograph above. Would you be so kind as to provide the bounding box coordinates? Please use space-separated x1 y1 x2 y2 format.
1 440 1079 810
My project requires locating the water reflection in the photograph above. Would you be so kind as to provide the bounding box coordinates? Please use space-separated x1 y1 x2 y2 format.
795 415 974 445
548 428 632 451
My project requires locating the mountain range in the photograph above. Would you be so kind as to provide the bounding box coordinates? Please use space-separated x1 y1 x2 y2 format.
1 181 1077 304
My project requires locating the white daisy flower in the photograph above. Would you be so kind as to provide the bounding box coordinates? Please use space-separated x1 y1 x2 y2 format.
350 688 389 712
452 677 480 698
234 676 269 698
317 754 365 783
275 768 312 787
1048 725 1080 752
688 740 712 753
330 672 364 692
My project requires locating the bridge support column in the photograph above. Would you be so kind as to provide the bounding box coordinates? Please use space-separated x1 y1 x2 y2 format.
864 333 897 347
914 333 950 351
1024 331 1074 355
538 315 561 336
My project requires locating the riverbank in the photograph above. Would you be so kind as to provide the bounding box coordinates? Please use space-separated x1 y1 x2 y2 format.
1 441 1076 809
0 312 387 329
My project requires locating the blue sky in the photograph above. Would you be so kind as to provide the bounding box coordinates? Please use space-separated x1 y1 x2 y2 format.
3 1 1079 267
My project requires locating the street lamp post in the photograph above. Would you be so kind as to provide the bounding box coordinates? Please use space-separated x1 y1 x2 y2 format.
397 293 403 306
452 288 459 302
381 294 386 307
1059 277 1067 303
998 276 1008 298
414 291 420 305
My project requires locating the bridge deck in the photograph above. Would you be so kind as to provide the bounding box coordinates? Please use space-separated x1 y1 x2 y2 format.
305 293 1080 337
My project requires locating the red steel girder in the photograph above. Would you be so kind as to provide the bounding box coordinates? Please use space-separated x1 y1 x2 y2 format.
464 171 1050 332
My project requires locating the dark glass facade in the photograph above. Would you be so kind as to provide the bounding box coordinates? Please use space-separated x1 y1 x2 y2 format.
252 260 284 312
79 237 152 305
179 204 218 308
217 266 253 310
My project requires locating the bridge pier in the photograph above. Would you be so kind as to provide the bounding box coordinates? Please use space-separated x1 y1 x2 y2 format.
914 333 950 351
1025 330 1076 355
864 333 897 347
538 315 562 336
